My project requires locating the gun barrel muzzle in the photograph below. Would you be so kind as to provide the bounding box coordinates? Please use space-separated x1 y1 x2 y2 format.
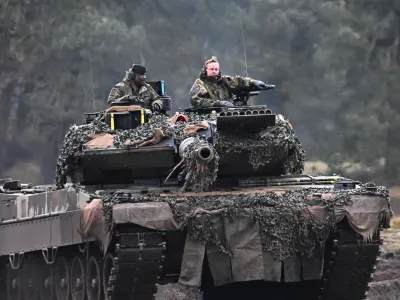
179 137 215 163
195 146 214 163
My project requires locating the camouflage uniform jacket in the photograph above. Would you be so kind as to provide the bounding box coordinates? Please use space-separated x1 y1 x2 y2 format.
107 72 163 110
189 73 254 108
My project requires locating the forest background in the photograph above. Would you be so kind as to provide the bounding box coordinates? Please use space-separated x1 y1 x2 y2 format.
1 0 400 207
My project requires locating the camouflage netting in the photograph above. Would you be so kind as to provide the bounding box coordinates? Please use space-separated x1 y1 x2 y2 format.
171 116 220 192
55 118 112 188
177 136 220 192
214 114 305 174
55 114 173 188
96 184 390 261
172 119 201 145
170 112 305 192
175 112 305 173
113 114 173 148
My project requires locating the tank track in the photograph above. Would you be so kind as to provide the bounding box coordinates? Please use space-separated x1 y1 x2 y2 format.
105 226 166 300
317 221 383 300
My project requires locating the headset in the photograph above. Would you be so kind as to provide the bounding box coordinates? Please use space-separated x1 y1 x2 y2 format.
127 64 147 80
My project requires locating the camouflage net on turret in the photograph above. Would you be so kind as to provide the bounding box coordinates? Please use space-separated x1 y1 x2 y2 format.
97 184 391 261
214 114 305 174
170 112 305 192
55 114 173 188
55 118 112 188
172 120 199 145
171 117 220 192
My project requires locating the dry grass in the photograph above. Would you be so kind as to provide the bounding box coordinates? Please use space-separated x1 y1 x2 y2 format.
390 186 400 199
303 160 330 175
391 217 400 230
3 161 44 185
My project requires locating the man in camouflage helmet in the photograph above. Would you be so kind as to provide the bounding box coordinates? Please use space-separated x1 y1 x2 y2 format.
107 64 164 112
189 56 271 108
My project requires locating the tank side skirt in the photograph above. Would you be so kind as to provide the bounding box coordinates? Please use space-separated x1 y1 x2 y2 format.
0 210 92 257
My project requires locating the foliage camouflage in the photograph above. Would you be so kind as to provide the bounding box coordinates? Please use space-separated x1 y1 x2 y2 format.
55 113 173 188
55 108 304 190
177 135 220 192
1 0 400 185
96 183 391 261
214 115 305 173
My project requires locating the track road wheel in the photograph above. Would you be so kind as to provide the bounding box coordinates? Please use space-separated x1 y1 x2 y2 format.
102 253 115 298
70 256 85 300
22 260 39 300
38 264 54 300
6 265 21 300
86 256 103 300
55 257 70 300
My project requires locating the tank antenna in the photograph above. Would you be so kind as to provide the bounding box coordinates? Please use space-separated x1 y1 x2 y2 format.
237 0 248 77
88 49 96 111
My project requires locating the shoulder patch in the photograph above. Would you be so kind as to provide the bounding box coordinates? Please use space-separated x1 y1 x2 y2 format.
190 84 201 95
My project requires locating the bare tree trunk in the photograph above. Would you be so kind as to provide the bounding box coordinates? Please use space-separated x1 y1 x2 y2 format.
0 76 16 177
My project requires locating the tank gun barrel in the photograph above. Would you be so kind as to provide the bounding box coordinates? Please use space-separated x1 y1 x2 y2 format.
179 137 214 163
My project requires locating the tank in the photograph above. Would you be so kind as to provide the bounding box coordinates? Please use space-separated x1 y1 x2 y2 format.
0 81 393 300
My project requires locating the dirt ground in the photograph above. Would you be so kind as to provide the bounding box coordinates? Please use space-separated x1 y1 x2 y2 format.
389 187 400 214
366 188 400 300
366 218 400 300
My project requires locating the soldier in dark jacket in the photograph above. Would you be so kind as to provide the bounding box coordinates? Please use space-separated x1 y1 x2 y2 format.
107 64 164 112
188 56 271 108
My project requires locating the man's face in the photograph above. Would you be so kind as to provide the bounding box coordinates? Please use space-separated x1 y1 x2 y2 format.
133 73 146 86
206 62 220 77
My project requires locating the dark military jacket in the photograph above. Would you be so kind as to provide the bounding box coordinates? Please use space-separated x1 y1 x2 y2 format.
189 73 254 108
107 72 163 110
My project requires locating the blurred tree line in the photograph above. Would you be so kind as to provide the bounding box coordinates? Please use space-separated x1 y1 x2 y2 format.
1 0 400 186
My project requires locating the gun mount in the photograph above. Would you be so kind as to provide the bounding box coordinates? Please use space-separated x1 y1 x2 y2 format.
184 84 277 134
231 83 275 106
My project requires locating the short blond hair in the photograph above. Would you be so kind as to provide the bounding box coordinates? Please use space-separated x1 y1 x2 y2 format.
204 56 219 66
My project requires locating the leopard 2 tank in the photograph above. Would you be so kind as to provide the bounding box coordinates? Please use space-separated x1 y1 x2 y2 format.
0 81 393 300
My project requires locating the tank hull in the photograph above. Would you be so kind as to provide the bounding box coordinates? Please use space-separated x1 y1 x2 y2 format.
0 176 391 300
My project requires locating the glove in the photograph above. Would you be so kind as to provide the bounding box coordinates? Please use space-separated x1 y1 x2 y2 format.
252 80 271 89
219 100 234 107
151 101 163 112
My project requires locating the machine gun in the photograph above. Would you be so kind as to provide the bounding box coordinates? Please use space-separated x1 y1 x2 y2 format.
231 83 275 107
184 83 275 116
